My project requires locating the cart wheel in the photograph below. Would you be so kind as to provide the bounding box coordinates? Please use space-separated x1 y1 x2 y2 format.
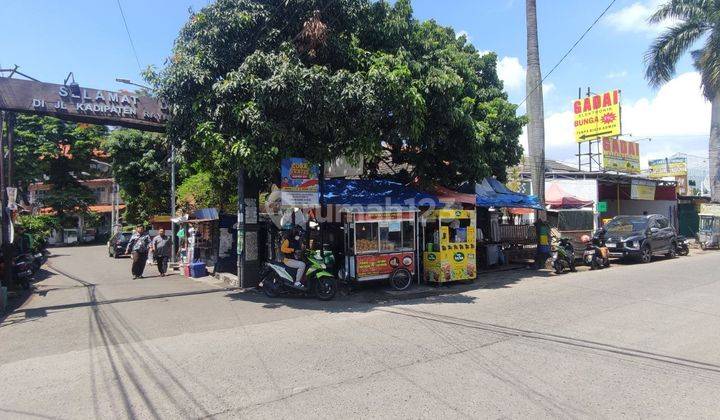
389 268 413 291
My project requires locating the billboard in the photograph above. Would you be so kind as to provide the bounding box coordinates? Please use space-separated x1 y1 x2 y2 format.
280 158 319 207
573 90 621 143
648 157 687 178
631 179 656 200
601 137 640 174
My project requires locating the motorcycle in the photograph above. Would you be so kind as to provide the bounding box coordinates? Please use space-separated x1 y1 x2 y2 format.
261 249 338 301
675 235 690 256
583 239 610 270
0 254 34 290
552 238 576 274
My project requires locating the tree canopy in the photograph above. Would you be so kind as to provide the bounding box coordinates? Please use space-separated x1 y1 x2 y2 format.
150 0 524 189
103 129 171 224
12 115 104 218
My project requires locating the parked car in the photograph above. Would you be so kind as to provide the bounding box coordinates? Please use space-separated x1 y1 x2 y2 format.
595 215 677 263
108 231 133 258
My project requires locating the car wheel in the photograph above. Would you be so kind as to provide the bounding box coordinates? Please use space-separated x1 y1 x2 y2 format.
640 244 652 264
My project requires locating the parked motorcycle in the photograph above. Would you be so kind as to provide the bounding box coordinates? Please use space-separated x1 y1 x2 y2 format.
552 238 576 274
0 254 34 290
675 235 690 256
582 235 610 270
261 250 338 301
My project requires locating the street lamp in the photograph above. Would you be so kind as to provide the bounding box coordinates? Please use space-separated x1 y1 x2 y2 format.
115 78 152 90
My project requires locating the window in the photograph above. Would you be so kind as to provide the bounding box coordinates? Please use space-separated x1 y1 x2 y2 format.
402 220 415 250
379 222 402 251
656 217 669 229
355 222 378 253
93 187 106 203
33 189 47 204
442 218 472 243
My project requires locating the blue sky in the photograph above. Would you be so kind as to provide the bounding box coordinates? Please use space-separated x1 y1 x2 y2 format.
0 0 711 166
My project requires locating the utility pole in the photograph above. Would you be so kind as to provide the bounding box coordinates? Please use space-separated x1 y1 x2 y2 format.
526 0 546 206
236 168 246 288
1 112 15 289
170 141 176 264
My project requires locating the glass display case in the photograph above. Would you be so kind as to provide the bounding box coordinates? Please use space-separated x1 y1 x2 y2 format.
341 210 418 282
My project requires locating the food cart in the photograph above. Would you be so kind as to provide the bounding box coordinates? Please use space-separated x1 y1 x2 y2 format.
340 209 418 290
421 209 477 283
698 203 720 250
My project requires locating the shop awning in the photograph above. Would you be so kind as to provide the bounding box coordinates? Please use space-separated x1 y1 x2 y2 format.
323 179 443 208
546 182 594 209
431 185 477 205
475 178 543 210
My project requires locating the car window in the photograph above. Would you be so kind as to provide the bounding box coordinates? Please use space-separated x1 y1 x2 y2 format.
656 218 669 229
605 216 648 233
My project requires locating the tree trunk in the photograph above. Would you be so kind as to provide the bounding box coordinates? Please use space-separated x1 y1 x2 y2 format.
526 0 546 204
710 94 720 202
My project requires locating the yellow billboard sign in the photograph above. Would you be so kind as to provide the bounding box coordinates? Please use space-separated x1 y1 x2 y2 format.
602 137 640 174
573 90 621 143
648 157 687 178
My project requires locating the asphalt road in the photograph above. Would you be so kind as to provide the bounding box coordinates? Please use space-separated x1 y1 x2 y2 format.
1 245 720 419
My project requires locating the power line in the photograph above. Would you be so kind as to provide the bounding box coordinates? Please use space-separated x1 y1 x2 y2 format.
519 0 618 108
116 0 143 72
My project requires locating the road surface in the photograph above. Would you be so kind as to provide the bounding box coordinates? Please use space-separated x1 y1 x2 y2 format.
1 245 720 418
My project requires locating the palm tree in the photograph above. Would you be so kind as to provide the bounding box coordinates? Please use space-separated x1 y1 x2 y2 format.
645 0 720 202
526 0 546 204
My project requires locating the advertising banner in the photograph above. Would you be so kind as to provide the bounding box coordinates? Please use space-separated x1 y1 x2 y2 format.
280 158 319 207
601 137 640 174
573 90 621 143
648 157 687 178
356 252 415 278
631 179 656 200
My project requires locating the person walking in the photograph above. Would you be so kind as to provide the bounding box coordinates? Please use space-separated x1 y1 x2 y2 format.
151 228 172 277
126 225 151 279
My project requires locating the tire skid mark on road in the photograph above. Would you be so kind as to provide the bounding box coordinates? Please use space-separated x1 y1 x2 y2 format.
380 307 720 376
48 262 219 419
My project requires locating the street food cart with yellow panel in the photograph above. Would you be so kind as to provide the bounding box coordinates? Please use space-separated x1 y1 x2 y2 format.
422 210 477 283
340 210 418 290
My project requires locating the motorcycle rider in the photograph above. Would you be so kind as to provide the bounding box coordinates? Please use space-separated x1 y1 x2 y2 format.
281 226 306 288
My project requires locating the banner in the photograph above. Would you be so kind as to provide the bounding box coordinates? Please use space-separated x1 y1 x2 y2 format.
280 158 320 207
631 179 656 200
356 252 415 278
601 138 640 174
648 157 687 178
573 90 621 143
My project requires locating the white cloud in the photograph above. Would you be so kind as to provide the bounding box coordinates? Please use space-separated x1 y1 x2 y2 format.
520 72 711 164
497 56 525 92
457 30 472 41
606 70 628 79
604 0 673 35
497 56 555 99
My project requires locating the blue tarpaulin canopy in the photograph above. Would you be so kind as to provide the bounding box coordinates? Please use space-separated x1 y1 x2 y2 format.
323 179 443 208
475 178 543 210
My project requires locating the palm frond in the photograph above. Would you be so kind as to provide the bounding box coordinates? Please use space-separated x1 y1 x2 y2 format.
694 32 720 99
644 19 708 87
649 0 710 24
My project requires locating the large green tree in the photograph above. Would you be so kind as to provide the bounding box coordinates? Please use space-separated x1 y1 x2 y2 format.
103 129 171 224
12 115 104 218
150 0 524 189
645 0 720 201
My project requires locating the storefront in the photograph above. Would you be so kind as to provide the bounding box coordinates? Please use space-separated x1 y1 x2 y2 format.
421 209 477 283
